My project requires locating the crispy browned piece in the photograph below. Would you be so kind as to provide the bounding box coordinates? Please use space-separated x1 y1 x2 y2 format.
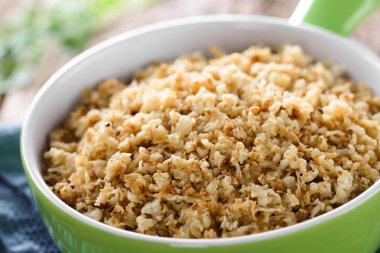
43 45 380 238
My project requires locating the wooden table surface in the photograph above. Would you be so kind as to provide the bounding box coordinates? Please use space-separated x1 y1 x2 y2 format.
1 0 380 123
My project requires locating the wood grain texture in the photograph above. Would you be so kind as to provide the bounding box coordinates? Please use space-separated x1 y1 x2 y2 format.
1 0 379 123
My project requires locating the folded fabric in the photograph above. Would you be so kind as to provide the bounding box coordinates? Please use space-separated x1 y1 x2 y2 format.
0 125 59 253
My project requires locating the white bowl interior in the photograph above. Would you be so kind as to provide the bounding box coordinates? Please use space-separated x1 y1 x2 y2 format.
22 15 380 246
26 16 380 163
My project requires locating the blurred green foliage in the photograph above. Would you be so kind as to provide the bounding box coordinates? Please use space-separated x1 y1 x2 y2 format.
0 0 156 93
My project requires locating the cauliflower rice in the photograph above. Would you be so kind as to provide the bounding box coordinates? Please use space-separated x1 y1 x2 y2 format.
43 45 380 238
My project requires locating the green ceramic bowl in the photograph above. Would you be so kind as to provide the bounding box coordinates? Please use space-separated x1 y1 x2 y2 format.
21 1 380 252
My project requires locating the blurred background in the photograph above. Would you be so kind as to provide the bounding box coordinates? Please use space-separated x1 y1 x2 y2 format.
1 0 380 123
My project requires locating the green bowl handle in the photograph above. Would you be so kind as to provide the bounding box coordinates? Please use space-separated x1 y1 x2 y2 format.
290 0 380 36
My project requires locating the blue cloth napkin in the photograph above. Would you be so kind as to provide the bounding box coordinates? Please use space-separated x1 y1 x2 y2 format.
0 125 60 253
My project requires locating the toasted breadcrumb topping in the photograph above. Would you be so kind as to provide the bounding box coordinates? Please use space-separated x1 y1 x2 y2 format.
43 45 380 238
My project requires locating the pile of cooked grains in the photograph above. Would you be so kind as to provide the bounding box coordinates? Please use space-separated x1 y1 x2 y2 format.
43 45 380 238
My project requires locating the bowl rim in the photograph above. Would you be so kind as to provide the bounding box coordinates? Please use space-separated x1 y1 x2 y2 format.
21 14 380 247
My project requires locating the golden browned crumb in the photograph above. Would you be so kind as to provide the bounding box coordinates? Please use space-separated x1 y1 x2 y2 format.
43 45 380 238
